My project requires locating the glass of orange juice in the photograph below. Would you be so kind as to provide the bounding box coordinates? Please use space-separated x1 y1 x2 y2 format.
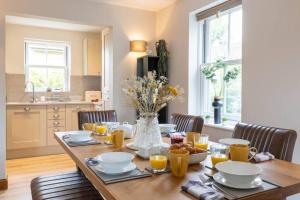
83 123 96 132
104 133 113 145
194 134 209 150
96 125 108 135
210 144 229 167
149 154 168 173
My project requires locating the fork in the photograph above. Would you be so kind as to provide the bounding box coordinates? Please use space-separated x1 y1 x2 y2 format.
199 174 237 199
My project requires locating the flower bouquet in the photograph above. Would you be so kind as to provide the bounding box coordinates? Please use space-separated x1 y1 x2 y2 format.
123 71 183 149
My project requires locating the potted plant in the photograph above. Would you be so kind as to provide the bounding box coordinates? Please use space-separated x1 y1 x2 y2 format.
201 60 240 124
123 71 183 149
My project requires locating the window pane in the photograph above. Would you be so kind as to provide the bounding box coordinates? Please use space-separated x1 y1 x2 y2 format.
206 14 229 63
28 67 47 91
27 43 47 65
225 64 241 114
229 8 242 60
47 46 66 66
47 68 66 91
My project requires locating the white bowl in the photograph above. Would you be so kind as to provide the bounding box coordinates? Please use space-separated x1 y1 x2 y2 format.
159 124 176 133
96 152 134 171
215 161 262 185
219 138 250 146
189 152 208 164
68 131 92 142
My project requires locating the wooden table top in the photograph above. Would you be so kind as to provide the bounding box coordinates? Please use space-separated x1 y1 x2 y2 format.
55 132 300 200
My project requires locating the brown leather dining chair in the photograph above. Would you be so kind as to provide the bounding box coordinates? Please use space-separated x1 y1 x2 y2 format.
170 113 204 133
232 123 297 161
78 110 117 130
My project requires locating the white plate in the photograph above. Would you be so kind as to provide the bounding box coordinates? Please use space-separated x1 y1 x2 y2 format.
213 172 262 189
126 142 170 151
67 131 93 142
94 162 136 175
219 138 250 146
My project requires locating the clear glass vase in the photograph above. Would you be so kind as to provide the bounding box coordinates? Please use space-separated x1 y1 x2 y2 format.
133 114 163 149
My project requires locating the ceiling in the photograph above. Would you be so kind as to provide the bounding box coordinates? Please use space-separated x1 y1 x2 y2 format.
88 0 177 11
5 16 103 33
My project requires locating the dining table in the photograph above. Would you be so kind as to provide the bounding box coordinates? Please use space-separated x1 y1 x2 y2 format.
55 132 300 200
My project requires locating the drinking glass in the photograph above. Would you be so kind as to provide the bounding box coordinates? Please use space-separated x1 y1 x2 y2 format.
194 134 209 150
104 133 113 145
82 123 96 132
169 149 189 177
210 144 229 167
111 130 125 148
96 125 108 135
170 135 184 144
186 132 200 145
149 154 168 173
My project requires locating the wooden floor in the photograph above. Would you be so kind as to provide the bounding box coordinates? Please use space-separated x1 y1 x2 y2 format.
0 154 76 200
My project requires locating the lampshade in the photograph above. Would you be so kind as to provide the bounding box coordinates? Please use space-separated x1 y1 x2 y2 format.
130 40 147 52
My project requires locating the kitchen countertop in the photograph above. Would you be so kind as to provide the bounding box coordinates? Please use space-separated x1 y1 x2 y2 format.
6 101 102 106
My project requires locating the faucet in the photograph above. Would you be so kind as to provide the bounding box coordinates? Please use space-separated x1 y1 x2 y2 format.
25 81 36 103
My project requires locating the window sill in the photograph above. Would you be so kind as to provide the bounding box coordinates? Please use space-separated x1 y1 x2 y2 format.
203 120 237 131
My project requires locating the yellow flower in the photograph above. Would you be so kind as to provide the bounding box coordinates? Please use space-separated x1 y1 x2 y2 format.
168 86 178 96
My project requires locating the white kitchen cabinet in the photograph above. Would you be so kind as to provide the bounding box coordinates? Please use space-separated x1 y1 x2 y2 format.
83 37 102 76
7 103 96 156
66 104 95 131
7 105 47 150
47 127 65 146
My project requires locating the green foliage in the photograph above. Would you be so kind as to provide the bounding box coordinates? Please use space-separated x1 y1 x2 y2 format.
201 59 240 98
156 40 169 77
205 115 211 120
222 117 228 122
224 67 239 83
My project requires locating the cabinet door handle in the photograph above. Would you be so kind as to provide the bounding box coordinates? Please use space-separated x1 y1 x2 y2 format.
53 107 59 111
53 121 60 126
53 114 59 118
24 107 31 112
54 128 59 132
76 106 81 110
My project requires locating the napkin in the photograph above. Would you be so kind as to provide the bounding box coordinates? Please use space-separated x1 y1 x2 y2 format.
253 152 275 162
182 180 224 200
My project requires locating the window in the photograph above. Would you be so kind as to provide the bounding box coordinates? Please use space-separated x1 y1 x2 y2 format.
199 5 242 121
25 40 70 92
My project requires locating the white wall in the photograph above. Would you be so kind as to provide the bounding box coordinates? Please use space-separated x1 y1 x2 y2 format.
6 24 101 76
0 4 6 180
156 0 232 140
0 0 156 180
242 0 300 163
157 0 300 163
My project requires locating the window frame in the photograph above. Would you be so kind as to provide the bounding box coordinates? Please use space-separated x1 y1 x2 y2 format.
199 5 242 122
24 39 71 92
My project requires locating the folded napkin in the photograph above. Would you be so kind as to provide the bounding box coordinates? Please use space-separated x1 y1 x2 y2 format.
182 181 224 200
253 152 275 162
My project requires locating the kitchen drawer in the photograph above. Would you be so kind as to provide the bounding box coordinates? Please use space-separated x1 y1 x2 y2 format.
47 119 65 128
47 127 65 146
69 104 93 111
47 112 65 120
47 105 66 113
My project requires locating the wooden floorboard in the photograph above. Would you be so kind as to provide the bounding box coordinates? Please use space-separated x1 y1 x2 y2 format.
0 154 76 200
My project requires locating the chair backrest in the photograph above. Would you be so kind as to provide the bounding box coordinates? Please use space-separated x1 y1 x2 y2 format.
232 123 297 161
78 110 117 130
170 113 204 133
